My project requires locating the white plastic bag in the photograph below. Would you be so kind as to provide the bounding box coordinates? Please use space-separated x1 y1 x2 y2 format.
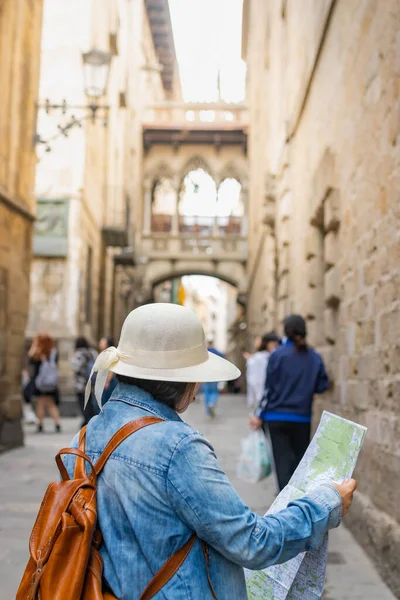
23 405 38 425
237 430 272 483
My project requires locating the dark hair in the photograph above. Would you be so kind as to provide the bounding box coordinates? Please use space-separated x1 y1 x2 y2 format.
258 332 280 352
284 315 308 351
100 336 115 349
116 375 196 412
75 336 89 350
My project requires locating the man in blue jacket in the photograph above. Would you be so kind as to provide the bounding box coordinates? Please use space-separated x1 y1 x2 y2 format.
251 315 329 490
202 338 225 418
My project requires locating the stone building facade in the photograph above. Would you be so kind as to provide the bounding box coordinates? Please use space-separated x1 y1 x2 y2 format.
0 0 43 448
28 0 176 395
243 0 400 593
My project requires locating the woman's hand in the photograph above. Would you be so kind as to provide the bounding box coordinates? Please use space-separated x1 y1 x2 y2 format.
28 342 38 357
249 416 262 430
332 479 357 517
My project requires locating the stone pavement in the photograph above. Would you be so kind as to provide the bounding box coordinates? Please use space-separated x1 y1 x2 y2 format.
0 394 395 599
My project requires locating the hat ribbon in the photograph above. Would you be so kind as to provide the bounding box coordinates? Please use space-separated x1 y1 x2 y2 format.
84 341 209 409
84 346 120 409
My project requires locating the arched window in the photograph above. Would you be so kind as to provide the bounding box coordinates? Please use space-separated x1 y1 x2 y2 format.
179 168 217 235
217 178 243 234
151 178 176 232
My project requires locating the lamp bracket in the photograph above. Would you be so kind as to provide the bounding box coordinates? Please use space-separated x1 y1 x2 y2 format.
34 99 110 151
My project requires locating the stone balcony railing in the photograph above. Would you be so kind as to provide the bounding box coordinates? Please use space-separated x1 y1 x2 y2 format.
143 102 249 127
141 234 247 261
150 214 243 236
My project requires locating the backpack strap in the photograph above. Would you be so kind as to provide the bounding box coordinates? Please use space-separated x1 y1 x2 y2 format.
139 534 196 600
56 448 95 481
73 426 88 479
73 417 163 480
77 416 218 599
201 541 218 599
93 416 163 476
138 537 218 600
49 348 57 363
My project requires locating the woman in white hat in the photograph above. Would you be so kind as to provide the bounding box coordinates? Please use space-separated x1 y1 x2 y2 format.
64 303 356 600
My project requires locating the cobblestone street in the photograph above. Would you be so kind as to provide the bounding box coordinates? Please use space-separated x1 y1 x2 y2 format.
0 395 395 599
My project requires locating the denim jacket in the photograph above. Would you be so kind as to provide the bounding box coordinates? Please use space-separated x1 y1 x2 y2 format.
63 384 342 600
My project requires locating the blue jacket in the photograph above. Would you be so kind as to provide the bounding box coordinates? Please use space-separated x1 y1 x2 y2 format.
257 343 329 422
63 383 341 599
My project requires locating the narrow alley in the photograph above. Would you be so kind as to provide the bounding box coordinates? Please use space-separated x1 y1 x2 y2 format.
1 0 399 596
0 395 395 600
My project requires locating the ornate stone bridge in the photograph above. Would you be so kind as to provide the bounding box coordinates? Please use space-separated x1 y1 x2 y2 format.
135 102 249 298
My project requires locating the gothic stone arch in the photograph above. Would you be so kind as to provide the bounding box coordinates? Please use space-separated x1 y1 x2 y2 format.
143 259 247 295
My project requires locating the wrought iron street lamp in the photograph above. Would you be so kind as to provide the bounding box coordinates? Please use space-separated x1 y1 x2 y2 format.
82 48 111 100
34 48 112 151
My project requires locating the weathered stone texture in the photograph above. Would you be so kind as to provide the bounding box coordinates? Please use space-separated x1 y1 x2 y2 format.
0 0 43 449
0 209 32 449
244 0 400 593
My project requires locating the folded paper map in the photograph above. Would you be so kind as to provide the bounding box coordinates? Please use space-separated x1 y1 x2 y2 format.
245 411 367 599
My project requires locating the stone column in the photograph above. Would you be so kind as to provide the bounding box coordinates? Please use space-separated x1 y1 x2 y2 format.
213 215 219 237
213 175 221 237
241 185 248 236
143 180 152 235
171 177 180 235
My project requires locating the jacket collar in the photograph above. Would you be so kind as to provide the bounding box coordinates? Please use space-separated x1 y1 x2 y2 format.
110 383 183 422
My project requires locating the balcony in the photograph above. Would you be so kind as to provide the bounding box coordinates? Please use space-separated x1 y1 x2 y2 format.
180 215 242 236
150 214 243 236
151 213 173 233
144 102 248 126
142 213 247 263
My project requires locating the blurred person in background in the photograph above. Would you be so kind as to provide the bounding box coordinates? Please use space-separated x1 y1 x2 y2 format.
98 336 118 407
243 332 280 409
21 365 38 425
71 336 98 426
250 315 329 491
28 334 61 433
202 337 225 418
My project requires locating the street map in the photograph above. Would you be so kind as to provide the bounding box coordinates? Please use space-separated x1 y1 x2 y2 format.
245 411 367 599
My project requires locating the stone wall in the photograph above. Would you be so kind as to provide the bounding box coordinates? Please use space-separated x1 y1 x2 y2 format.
242 0 277 338
244 0 400 593
0 210 33 448
0 0 43 449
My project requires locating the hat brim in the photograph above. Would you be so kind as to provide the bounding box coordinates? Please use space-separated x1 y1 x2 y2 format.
110 350 241 383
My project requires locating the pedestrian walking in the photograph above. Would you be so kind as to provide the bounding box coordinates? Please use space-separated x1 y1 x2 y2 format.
71 337 98 426
250 314 329 491
243 332 280 409
35 303 355 600
202 337 225 417
28 334 61 433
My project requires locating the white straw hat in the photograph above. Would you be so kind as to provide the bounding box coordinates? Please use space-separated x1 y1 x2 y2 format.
85 303 241 406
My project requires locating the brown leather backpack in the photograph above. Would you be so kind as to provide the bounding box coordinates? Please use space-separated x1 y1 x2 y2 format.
17 416 217 600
